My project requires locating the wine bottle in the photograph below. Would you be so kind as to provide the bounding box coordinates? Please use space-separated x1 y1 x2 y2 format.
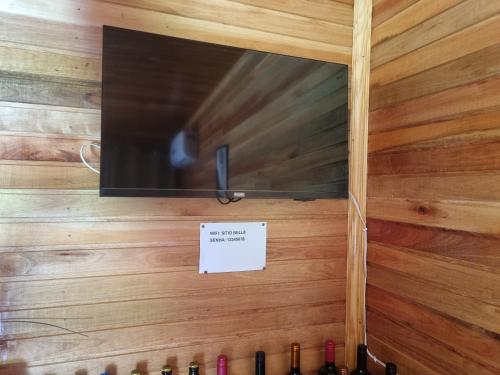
256 351 266 375
189 362 200 375
289 343 303 375
318 340 338 375
350 345 371 375
218 355 228 375
385 363 397 375
162 366 173 375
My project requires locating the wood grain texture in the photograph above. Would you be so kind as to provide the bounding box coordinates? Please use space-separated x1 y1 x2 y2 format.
0 71 101 109
371 0 500 69
0 0 351 373
367 1 500 373
371 13 500 87
0 102 100 137
371 0 463 46
104 0 353 47
345 0 371 369
368 110 500 153
0 42 101 81
369 74 500 134
0 0 352 64
233 0 353 25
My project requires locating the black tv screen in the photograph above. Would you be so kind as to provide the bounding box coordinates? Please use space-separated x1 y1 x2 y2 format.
100 26 349 199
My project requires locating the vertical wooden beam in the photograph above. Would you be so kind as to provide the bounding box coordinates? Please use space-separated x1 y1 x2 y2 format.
345 0 372 370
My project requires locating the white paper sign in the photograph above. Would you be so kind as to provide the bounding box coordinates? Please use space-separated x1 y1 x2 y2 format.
199 222 267 274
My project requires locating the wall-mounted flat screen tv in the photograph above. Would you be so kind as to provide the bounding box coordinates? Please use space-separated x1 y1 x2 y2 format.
100 26 349 199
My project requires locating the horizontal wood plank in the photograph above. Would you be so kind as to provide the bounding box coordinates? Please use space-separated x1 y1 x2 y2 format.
371 0 500 69
367 308 499 375
233 0 353 25
368 266 500 334
368 172 500 201
371 0 418 27
367 197 500 235
0 217 347 247
0 11 102 56
368 219 500 271
371 0 463 46
1 281 346 338
370 42 500 110
368 111 500 153
0 189 347 219
368 285 500 370
0 134 99 163
0 71 101 109
103 0 353 46
368 242 500 304
0 237 346 279
370 13 500 87
3 304 344 365
0 101 100 138
0 0 351 64
0 161 98 189
369 74 500 134
368 141 500 175
0 260 346 309
0 42 101 81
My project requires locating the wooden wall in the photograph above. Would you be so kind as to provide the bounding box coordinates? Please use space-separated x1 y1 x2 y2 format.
366 1 500 374
0 1 353 374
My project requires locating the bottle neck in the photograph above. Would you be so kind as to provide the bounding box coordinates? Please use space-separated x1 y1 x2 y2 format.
290 343 300 370
217 355 228 375
325 340 335 365
256 351 265 375
356 346 368 370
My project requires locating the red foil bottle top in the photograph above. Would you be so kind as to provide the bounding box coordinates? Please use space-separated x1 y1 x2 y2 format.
325 340 335 363
217 354 228 375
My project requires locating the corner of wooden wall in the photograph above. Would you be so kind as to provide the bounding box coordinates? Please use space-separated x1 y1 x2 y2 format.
345 0 372 370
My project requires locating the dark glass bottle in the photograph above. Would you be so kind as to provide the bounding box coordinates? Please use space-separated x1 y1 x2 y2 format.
256 351 266 375
385 363 397 375
217 355 228 375
162 366 173 375
350 345 371 375
189 362 200 375
318 340 338 375
289 343 303 375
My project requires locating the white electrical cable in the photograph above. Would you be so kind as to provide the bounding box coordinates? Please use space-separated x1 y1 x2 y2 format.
80 143 101 174
349 192 386 369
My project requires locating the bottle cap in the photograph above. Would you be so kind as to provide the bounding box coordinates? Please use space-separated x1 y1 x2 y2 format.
189 362 199 369
385 362 397 375
325 339 335 363
291 342 300 369
131 370 141 375
217 354 228 375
